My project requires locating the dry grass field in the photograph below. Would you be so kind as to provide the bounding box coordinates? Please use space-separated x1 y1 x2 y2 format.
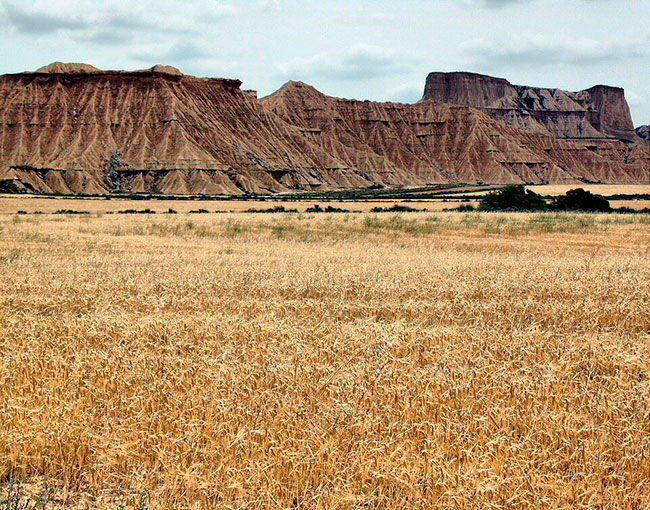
527 184 650 197
1 211 649 509
0 195 477 214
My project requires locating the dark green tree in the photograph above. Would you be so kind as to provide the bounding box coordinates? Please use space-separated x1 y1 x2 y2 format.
551 188 612 212
478 185 548 211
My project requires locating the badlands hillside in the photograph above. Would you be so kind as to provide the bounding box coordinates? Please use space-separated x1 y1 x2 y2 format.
422 71 640 141
0 63 647 195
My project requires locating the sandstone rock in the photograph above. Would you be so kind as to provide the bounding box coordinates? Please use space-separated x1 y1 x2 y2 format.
0 69 361 194
263 81 648 186
576 85 637 141
146 65 183 76
36 62 102 74
422 72 639 142
0 66 647 195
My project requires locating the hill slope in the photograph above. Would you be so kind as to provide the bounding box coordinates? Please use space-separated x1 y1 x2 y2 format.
0 66 392 194
0 65 647 194
422 72 640 142
262 81 648 185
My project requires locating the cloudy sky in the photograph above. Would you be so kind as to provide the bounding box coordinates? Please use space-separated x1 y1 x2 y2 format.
0 0 649 125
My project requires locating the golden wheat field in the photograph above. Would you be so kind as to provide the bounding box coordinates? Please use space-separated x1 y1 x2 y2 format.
0 195 479 214
1 211 649 509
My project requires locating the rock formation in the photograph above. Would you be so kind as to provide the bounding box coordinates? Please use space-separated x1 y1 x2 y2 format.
636 125 650 144
0 63 647 194
35 62 102 74
0 64 385 194
422 72 640 142
263 81 648 185
144 65 183 76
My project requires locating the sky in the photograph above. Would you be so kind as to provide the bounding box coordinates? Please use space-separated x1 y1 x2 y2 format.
0 0 649 125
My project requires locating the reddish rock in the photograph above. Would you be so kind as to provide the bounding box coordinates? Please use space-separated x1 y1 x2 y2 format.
422 72 639 142
35 62 102 74
0 67 379 194
146 65 183 76
0 65 647 194
576 85 637 141
263 81 648 185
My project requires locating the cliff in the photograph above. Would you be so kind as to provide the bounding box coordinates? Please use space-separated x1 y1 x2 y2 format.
422 72 639 142
0 65 385 194
262 81 648 185
0 64 647 194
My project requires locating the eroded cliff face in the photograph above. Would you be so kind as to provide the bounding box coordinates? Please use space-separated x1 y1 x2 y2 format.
0 66 385 194
0 65 647 194
262 81 648 185
636 125 650 144
422 72 639 142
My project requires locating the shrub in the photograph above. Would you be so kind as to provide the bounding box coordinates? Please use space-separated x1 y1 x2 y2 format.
323 205 350 213
118 209 157 214
245 206 299 213
478 185 548 212
551 188 612 212
54 209 91 215
370 204 422 213
444 204 476 212
306 204 352 213
615 207 650 214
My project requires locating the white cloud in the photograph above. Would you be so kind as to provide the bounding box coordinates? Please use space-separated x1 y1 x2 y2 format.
461 33 650 68
2 2 91 34
257 0 280 11
131 41 210 63
276 43 417 82
369 13 397 22
196 2 239 23
458 0 619 9
385 82 423 104
85 30 134 45
456 0 533 8
1 0 238 38
626 90 646 108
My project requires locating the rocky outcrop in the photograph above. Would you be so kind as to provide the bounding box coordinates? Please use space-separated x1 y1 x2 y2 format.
145 65 183 76
0 64 648 194
35 62 102 74
263 81 648 185
0 65 388 194
636 125 650 144
578 85 637 141
422 72 639 142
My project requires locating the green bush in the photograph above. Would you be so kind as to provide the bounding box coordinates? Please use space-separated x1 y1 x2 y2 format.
370 204 422 213
306 204 351 213
478 185 548 211
117 209 157 214
551 188 612 212
245 206 298 213
444 204 476 212
54 209 91 215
